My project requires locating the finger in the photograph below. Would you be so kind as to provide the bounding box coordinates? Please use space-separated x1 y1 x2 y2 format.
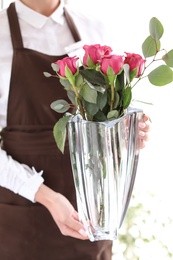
139 123 151 135
139 130 149 141
66 226 88 240
57 220 88 240
142 114 151 131
72 210 80 221
66 211 88 236
69 216 87 233
143 114 149 122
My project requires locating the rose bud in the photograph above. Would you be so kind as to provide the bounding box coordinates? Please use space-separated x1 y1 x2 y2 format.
55 56 79 77
124 52 146 77
100 55 124 75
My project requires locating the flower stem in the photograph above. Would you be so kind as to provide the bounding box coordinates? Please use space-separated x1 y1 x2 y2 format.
72 84 86 120
110 84 114 111
77 97 86 120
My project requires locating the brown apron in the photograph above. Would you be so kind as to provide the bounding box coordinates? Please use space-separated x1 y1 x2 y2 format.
0 3 112 260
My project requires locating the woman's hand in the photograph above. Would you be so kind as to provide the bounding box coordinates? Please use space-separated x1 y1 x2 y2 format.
138 114 151 149
35 184 88 240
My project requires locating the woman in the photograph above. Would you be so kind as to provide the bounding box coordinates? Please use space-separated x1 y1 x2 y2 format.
0 0 150 259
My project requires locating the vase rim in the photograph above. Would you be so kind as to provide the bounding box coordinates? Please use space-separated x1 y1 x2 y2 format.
68 107 143 126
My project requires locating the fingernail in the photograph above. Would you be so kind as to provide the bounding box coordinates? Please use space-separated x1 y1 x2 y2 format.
139 130 145 137
79 229 88 237
139 122 146 129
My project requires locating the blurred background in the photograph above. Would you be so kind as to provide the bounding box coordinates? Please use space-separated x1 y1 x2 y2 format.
1 1 173 259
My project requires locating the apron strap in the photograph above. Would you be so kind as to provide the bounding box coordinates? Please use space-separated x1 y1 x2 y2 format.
7 2 24 49
64 7 81 42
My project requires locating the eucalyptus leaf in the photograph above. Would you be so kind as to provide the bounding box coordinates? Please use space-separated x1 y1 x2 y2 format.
50 100 70 113
60 78 72 89
53 115 72 153
142 36 160 58
51 63 59 72
148 65 173 86
83 100 99 116
67 90 76 105
75 73 84 86
80 83 97 103
107 110 119 119
93 110 107 121
162 50 173 68
149 17 164 42
43 72 52 78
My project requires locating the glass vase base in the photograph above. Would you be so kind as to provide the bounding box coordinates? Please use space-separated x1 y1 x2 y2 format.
88 230 118 242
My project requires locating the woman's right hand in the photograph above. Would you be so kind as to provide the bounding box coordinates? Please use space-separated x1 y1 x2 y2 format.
35 184 88 240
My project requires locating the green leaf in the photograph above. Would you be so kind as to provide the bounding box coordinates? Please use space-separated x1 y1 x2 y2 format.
67 90 76 105
60 78 72 89
80 83 97 103
80 69 106 85
50 99 70 113
162 50 173 68
75 73 84 86
83 100 99 116
113 92 120 109
93 110 107 121
43 72 52 77
115 71 125 91
107 110 119 119
87 56 96 67
148 65 173 86
107 66 116 85
123 86 132 109
97 91 107 110
149 17 164 42
129 68 138 81
53 115 71 153
51 63 59 72
142 36 160 58
65 66 75 85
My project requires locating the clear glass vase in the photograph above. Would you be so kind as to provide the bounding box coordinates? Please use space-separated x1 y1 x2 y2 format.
67 108 143 241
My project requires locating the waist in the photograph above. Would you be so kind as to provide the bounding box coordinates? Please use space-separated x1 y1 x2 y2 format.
1 124 61 154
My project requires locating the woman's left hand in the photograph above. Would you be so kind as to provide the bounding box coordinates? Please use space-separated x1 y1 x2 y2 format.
138 114 151 149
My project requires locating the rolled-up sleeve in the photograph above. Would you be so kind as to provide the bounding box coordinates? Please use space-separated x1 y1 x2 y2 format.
0 149 44 202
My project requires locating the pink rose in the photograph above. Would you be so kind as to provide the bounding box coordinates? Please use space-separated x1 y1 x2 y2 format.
55 56 79 77
83 44 112 66
100 55 124 75
124 52 146 77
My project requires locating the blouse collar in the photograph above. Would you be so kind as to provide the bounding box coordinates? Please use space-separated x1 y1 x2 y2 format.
16 0 65 28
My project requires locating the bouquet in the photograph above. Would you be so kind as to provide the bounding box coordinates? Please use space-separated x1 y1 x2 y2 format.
44 17 173 153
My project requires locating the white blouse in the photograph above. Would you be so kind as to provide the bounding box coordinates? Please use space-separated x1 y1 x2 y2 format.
0 0 111 202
